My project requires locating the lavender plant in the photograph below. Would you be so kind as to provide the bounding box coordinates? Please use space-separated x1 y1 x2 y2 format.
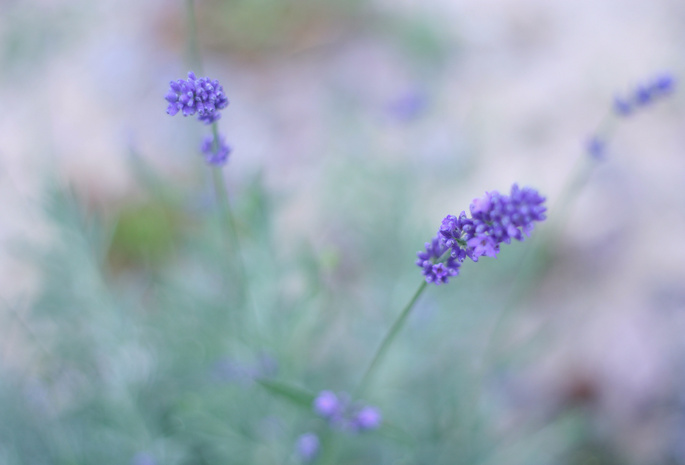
354 184 547 400
2 2 680 465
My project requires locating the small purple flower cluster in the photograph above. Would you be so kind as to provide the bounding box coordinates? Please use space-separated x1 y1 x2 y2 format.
613 73 675 117
415 235 461 284
165 71 229 124
586 73 676 160
294 391 381 462
165 71 232 167
200 135 232 166
417 184 547 285
313 390 382 432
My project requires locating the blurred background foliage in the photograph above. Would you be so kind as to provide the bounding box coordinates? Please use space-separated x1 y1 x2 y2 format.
2 0 685 464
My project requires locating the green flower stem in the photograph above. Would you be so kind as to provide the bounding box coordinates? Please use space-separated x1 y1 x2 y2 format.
210 122 220 151
355 280 428 396
210 124 248 290
184 0 263 341
183 3 242 272
321 279 427 464
210 124 241 250
548 111 615 227
185 0 203 74
210 166 238 240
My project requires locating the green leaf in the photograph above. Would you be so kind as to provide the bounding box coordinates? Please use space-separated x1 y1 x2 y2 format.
256 378 316 410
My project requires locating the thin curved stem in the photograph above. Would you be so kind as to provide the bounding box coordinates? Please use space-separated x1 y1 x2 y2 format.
210 128 248 290
185 0 203 74
355 280 428 397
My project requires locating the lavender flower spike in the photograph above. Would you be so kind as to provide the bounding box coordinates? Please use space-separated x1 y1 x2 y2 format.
418 184 546 284
200 134 232 166
613 73 676 117
165 71 229 124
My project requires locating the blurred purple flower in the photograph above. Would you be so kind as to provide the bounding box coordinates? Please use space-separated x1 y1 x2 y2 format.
352 406 382 431
313 390 382 434
313 390 344 419
586 136 606 160
295 432 320 462
165 71 229 124
386 90 428 122
652 74 675 94
613 73 676 116
200 134 232 166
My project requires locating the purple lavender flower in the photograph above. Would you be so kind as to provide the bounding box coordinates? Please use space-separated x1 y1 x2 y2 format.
415 235 462 284
613 73 676 116
651 74 675 94
313 391 382 434
165 71 229 124
313 390 343 419
352 406 382 431
418 184 546 283
467 234 499 261
200 135 232 166
295 432 320 462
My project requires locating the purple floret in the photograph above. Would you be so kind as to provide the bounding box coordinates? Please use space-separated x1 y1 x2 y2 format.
438 213 472 259
165 71 229 124
416 235 461 284
467 234 499 261
200 134 232 166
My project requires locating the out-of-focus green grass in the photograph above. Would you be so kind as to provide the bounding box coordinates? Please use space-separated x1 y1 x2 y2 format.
0 137 560 465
